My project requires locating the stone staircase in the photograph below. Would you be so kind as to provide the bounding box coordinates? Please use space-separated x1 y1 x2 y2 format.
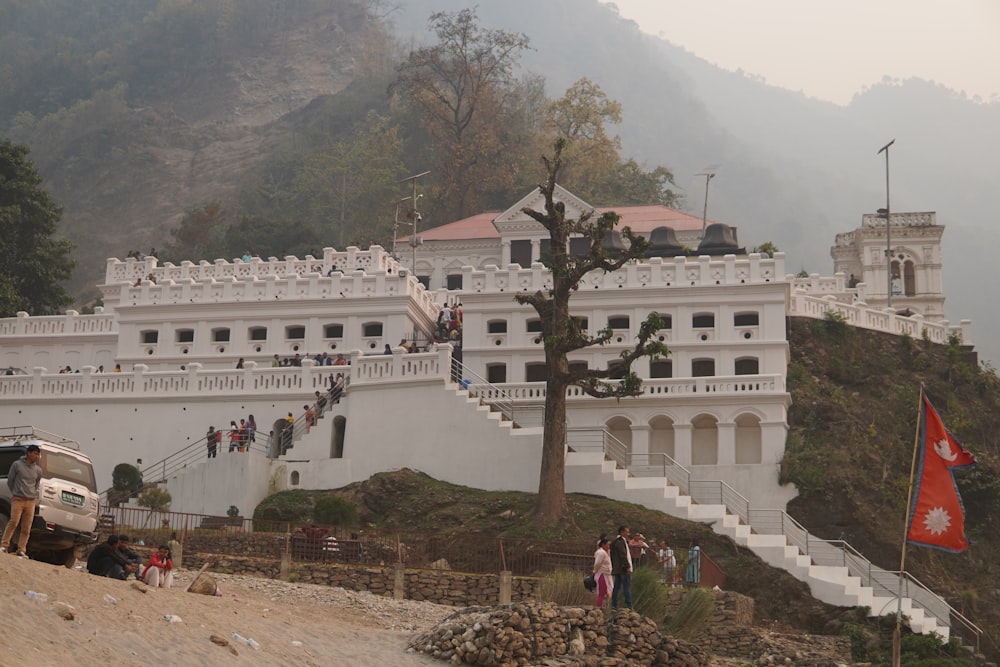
561 440 977 645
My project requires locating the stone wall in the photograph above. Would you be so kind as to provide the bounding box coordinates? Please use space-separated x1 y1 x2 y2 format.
181 553 539 607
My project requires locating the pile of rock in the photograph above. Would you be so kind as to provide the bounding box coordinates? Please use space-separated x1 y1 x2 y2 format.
408 601 709 666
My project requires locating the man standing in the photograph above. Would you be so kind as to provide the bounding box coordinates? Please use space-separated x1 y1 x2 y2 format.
610 524 633 609
1 444 42 558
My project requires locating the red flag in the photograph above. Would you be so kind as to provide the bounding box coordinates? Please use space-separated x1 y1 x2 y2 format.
906 395 977 552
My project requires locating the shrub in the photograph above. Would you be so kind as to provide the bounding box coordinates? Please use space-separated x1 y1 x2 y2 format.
136 487 172 511
312 494 358 526
536 568 593 606
822 309 850 338
664 587 714 639
631 566 670 623
227 505 240 517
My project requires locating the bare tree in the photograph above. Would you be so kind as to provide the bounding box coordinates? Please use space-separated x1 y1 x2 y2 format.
516 139 668 526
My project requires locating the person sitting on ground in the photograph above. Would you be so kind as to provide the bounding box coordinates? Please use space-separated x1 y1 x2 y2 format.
141 545 175 589
117 535 142 579
87 535 136 580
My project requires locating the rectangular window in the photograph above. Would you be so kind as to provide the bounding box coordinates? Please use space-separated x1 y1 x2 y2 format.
526 319 542 333
487 320 508 334
692 314 715 328
692 359 715 377
249 327 267 341
325 324 344 338
212 329 230 342
734 358 760 375
608 316 630 329
510 240 531 267
363 323 383 337
176 329 194 343
525 363 548 382
657 313 672 330
569 237 590 258
486 364 507 383
734 312 760 327
141 331 159 344
650 360 673 378
286 326 306 340
446 274 463 290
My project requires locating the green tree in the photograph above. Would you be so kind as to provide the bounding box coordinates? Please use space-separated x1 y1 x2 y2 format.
543 79 678 207
136 487 172 512
297 110 406 247
393 9 531 221
516 139 669 526
0 138 75 316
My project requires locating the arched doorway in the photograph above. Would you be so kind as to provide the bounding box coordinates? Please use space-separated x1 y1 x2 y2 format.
332 416 346 458
649 416 675 460
691 415 718 465
734 414 762 464
605 417 633 455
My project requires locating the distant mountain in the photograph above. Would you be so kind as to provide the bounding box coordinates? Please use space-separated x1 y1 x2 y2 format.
3 0 995 365
392 0 1000 366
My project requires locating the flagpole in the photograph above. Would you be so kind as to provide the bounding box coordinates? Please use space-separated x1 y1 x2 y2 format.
893 385 925 667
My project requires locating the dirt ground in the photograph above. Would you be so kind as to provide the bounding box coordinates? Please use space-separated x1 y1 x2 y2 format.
0 553 447 666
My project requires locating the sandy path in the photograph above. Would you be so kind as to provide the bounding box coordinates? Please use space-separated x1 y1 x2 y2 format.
0 554 447 666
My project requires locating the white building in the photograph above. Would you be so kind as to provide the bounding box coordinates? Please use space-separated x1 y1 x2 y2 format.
0 187 969 520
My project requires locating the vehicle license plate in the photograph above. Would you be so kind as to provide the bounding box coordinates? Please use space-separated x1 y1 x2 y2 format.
61 491 85 506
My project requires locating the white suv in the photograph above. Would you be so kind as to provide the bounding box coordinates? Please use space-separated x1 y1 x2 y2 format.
0 427 99 566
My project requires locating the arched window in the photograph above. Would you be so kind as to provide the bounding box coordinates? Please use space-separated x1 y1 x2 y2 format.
286 325 305 340
608 315 630 329
290 471 300 486
487 320 508 334
248 327 267 341
692 313 715 328
324 324 344 338
212 328 230 342
525 362 547 382
362 322 383 337
733 312 759 326
650 360 673 378
734 357 759 375
903 259 916 296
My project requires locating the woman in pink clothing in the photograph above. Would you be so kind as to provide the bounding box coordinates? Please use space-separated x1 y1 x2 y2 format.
593 536 612 608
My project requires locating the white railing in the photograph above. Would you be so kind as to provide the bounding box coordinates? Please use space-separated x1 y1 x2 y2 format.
0 310 116 337
0 362 350 400
472 375 785 402
788 292 971 346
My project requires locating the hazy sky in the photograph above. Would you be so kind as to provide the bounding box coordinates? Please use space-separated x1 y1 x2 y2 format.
601 0 1000 105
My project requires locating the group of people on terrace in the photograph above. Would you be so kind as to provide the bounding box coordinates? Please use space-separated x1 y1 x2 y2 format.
266 352 349 368
205 415 257 457
591 525 701 609
433 301 463 346
205 374 346 459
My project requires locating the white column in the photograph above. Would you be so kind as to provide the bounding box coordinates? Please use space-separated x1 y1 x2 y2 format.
630 423 650 459
673 423 692 466
501 240 511 267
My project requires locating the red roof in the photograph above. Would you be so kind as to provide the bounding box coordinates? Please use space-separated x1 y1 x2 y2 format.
405 206 709 242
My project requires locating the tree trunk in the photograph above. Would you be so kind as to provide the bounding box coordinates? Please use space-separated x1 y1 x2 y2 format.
534 375 569 526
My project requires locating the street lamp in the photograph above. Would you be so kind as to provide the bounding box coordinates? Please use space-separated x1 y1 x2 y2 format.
878 139 895 308
399 171 430 272
697 171 715 239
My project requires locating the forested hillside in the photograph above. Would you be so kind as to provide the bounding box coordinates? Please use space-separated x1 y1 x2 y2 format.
784 317 1000 661
3 1 999 367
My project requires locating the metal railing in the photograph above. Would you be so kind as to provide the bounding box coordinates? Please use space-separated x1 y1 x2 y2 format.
451 359 545 427
568 425 981 650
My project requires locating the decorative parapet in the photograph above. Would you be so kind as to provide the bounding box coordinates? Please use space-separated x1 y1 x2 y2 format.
0 309 115 337
860 212 936 228
787 273 867 305
100 246 439 318
105 246 397 284
460 253 785 293
788 292 971 345
0 360 352 400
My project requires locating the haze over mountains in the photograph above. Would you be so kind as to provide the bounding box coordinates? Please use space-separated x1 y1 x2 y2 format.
394 0 1000 365
4 0 997 364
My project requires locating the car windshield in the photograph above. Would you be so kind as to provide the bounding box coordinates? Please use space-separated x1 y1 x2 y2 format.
41 450 97 492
